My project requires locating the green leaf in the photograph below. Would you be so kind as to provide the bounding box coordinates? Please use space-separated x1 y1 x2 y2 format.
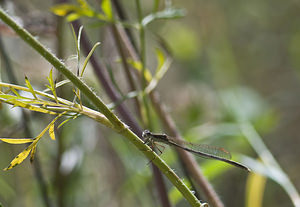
42 79 70 93
49 123 56 140
25 76 38 99
4 143 35 170
46 69 58 103
80 42 101 77
58 114 79 129
0 138 34 144
142 8 185 26
77 26 84 60
58 118 71 129
101 0 113 21
156 48 165 69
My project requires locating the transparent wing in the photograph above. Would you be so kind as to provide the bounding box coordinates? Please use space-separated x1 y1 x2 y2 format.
168 137 232 160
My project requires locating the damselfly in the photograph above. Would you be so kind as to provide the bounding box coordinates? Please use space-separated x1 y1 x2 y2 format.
142 130 250 172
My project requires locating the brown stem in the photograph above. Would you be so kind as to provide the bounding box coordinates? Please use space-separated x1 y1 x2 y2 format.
71 20 172 207
113 12 225 207
110 24 143 122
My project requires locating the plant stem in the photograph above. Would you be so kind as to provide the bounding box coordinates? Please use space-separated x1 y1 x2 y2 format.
0 7 205 207
72 17 171 207
112 14 225 207
0 8 123 131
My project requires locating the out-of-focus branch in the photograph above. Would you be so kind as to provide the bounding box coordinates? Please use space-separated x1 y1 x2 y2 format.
71 20 172 207
0 35 52 207
111 7 225 207
110 24 143 122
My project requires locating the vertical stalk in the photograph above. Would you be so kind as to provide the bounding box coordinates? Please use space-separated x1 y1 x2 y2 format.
135 0 152 128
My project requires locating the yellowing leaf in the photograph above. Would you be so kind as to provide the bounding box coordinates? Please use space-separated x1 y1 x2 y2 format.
4 143 35 171
66 13 82 22
10 88 20 97
126 59 152 81
30 145 37 163
49 123 56 140
51 4 79 16
101 0 113 21
246 173 266 207
0 138 34 144
144 49 172 93
11 99 57 115
35 111 66 142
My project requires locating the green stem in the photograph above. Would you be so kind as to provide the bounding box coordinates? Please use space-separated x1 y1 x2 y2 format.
0 8 206 207
0 8 123 131
135 0 152 128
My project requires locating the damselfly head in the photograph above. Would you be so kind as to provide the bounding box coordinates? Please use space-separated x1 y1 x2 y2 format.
142 130 151 139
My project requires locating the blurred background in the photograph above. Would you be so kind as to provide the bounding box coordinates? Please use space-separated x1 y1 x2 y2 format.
0 0 300 207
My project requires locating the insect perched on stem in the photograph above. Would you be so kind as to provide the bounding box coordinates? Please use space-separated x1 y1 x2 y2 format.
142 130 250 172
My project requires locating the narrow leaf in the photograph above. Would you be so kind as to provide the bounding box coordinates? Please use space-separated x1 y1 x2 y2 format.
77 26 84 59
66 13 82 22
4 143 35 170
25 76 38 99
58 113 79 129
10 99 57 115
49 123 56 140
35 111 66 142
10 87 20 97
0 138 34 144
126 59 152 82
0 94 20 99
80 42 101 77
42 79 70 93
144 49 172 93
101 0 113 21
30 145 37 163
47 69 58 103
142 8 185 26
51 4 80 16
58 118 71 129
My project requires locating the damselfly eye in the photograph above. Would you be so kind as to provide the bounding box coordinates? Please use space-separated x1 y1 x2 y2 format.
142 130 150 138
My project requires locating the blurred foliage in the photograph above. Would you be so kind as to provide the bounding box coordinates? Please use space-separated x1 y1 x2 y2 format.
0 0 300 207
